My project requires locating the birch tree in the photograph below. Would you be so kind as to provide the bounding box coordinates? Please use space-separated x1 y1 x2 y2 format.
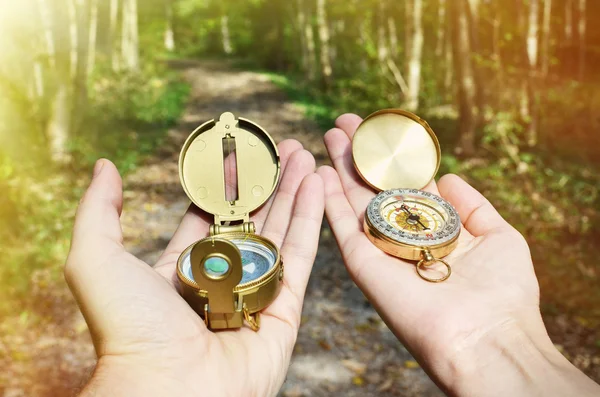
405 0 423 111
221 15 232 54
121 0 139 71
165 0 176 51
316 0 332 89
450 0 477 156
109 0 120 70
435 0 446 59
578 0 586 81
565 0 573 42
87 0 98 75
541 0 552 77
526 0 539 146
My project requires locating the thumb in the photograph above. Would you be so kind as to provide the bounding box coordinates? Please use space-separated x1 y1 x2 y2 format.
65 159 125 334
70 159 124 255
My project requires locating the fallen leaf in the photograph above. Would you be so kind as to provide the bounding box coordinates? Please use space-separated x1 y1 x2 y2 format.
378 378 394 392
404 360 420 369
341 359 367 375
318 339 331 351
352 376 364 386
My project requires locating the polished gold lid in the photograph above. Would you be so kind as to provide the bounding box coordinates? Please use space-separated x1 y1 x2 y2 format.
179 112 280 223
352 109 441 191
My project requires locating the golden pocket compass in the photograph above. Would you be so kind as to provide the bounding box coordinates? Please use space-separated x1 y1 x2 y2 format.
176 112 283 331
352 109 461 282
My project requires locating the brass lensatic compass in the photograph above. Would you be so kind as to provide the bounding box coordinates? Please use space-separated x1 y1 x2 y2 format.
176 112 283 331
352 109 461 282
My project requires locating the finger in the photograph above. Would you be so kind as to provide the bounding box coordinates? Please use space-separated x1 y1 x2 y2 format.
155 139 304 270
437 174 510 237
249 139 304 232
277 173 324 309
335 113 363 138
67 159 124 276
261 149 316 247
317 166 382 268
323 127 374 218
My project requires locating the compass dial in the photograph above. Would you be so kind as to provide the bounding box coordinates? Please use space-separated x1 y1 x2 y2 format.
180 238 277 286
366 189 460 247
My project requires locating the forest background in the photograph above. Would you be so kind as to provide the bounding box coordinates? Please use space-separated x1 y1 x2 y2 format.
1 0 599 393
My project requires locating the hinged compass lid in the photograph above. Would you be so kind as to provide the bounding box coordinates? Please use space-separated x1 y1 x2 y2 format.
179 112 280 224
352 109 441 191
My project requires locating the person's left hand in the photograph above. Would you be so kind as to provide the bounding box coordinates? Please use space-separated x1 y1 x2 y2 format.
66 140 323 397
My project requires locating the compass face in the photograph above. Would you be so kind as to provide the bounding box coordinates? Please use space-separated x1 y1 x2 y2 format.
181 238 276 286
366 189 460 247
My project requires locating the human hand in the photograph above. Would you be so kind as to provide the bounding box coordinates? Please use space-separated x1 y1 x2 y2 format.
318 114 600 396
66 140 324 397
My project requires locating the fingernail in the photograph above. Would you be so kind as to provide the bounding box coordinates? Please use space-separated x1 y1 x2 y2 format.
93 159 104 178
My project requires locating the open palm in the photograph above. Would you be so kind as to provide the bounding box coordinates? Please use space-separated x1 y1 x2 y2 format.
318 114 550 391
66 139 323 397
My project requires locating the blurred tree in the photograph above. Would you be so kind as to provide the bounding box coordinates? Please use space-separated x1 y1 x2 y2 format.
541 0 552 77
87 0 98 75
578 0 586 80
527 0 539 146
220 2 232 55
109 0 120 70
405 0 423 111
165 0 176 51
121 0 139 71
317 0 333 89
450 0 477 156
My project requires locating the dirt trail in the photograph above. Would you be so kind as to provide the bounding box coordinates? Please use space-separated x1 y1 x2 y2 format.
2 61 441 397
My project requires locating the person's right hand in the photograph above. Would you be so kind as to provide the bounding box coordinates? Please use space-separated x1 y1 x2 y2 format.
318 114 600 396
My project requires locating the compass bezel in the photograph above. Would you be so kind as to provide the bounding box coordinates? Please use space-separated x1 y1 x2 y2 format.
366 188 460 247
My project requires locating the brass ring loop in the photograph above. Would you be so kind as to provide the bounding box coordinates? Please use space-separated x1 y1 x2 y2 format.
416 259 452 283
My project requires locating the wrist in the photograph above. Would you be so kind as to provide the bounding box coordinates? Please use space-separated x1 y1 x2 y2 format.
436 315 599 397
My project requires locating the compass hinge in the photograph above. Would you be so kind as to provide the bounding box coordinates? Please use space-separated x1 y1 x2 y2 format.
203 297 244 329
209 221 255 236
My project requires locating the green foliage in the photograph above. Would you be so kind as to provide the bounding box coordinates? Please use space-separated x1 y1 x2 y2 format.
0 61 190 316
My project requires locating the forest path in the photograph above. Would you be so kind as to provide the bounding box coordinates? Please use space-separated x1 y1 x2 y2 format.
3 60 442 397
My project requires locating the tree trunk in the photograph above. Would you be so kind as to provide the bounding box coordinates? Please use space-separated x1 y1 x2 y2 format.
46 0 74 163
68 0 78 80
435 0 446 58
73 0 90 134
297 0 309 75
450 0 477 156
109 0 120 70
565 0 573 41
357 1 368 73
316 0 332 89
165 0 176 51
87 0 98 76
404 0 413 77
405 0 423 111
37 0 56 69
220 15 232 54
578 0 586 81
492 0 503 106
444 21 453 99
305 13 317 81
48 82 72 163
121 0 139 71
526 0 539 146
541 0 552 77
466 0 484 125
388 17 398 59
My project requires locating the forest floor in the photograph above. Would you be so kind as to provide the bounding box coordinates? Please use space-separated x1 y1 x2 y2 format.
1 60 598 397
